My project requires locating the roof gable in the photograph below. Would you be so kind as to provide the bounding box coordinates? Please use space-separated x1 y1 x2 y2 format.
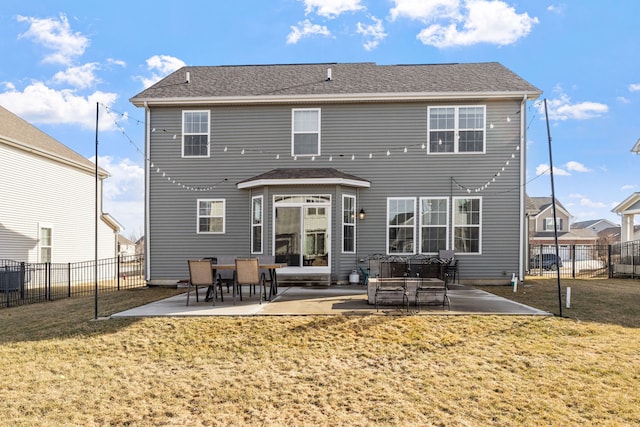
612 192 640 214
0 105 106 176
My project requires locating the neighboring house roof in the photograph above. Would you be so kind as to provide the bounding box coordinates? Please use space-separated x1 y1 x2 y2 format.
526 196 571 219
531 228 598 241
237 168 370 189
101 214 122 232
632 138 640 154
612 192 640 215
130 62 542 106
0 104 108 177
118 234 135 246
572 218 619 230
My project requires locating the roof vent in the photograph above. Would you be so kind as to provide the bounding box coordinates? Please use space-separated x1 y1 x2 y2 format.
185 71 190 84
326 67 332 81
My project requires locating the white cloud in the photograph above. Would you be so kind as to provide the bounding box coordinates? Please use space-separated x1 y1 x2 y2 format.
52 63 100 89
578 198 607 209
390 0 460 22
0 81 118 130
569 193 585 199
301 0 365 18
536 163 570 176
107 58 127 68
287 19 332 44
617 96 631 104
628 83 640 92
565 161 591 173
90 155 145 233
357 16 387 50
621 184 637 191
403 0 539 48
135 55 186 89
547 4 566 14
541 85 608 121
17 14 89 65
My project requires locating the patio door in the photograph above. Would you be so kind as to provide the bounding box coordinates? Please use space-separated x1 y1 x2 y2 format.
274 196 330 269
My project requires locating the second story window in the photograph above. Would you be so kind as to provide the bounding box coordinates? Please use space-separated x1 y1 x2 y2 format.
292 108 320 156
183 110 210 157
428 106 485 153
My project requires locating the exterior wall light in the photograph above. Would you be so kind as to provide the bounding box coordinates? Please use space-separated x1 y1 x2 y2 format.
358 209 366 220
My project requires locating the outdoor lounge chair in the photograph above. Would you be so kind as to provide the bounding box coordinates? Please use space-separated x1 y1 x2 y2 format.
415 277 450 311
374 277 409 312
187 259 220 306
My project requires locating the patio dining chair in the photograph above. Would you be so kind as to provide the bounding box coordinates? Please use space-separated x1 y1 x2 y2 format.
235 258 266 304
374 277 409 312
257 255 276 300
187 259 220 306
415 277 450 311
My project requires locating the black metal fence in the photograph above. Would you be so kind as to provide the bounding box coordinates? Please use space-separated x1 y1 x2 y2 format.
528 240 640 279
0 255 146 308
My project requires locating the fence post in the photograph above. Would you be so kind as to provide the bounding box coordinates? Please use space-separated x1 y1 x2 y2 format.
607 245 612 279
117 255 121 291
20 262 26 300
46 262 51 301
67 263 71 297
571 244 576 278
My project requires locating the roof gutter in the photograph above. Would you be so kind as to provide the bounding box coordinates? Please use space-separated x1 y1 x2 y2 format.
131 91 542 107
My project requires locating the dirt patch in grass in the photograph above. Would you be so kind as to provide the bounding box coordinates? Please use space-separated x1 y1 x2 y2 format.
1 284 639 426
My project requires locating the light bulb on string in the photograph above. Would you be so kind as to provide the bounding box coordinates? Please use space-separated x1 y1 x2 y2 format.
224 146 228 152
329 156 333 161
369 153 373 158
386 150 390 156
404 147 407 153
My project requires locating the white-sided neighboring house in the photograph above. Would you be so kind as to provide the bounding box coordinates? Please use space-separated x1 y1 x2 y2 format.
0 104 120 263
612 192 640 242
571 219 619 234
118 234 136 257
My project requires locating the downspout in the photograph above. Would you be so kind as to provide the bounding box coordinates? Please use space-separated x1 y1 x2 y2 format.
519 94 528 282
144 101 151 282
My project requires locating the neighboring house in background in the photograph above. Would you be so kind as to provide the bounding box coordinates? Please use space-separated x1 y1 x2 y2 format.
118 235 136 257
571 219 619 234
0 105 120 263
135 236 145 256
130 62 541 285
526 195 599 261
612 192 640 242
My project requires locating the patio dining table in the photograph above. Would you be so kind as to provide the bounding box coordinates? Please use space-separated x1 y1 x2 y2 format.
208 262 286 302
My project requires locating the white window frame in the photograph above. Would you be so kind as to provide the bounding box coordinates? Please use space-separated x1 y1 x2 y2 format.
427 105 486 154
544 217 563 231
291 108 321 157
197 199 225 234
342 195 356 254
251 195 263 254
419 197 449 254
182 110 210 158
38 223 53 263
386 197 417 255
452 197 482 254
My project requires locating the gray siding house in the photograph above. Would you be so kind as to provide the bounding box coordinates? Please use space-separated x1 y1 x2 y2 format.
130 62 541 285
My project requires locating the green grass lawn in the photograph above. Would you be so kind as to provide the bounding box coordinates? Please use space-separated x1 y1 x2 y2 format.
1 279 639 426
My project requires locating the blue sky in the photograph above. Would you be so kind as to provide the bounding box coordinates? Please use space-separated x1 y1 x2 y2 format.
1 1 638 237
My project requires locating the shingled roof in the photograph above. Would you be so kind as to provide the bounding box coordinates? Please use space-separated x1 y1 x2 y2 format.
131 62 541 106
0 104 106 176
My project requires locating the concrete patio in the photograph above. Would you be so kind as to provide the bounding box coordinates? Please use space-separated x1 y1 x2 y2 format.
111 285 551 317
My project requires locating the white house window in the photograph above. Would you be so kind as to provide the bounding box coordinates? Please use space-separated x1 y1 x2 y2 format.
197 199 225 233
420 198 448 254
251 196 263 253
453 197 482 253
292 108 320 156
428 106 485 153
387 198 416 255
39 225 52 263
544 217 563 231
342 195 356 253
182 110 210 157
